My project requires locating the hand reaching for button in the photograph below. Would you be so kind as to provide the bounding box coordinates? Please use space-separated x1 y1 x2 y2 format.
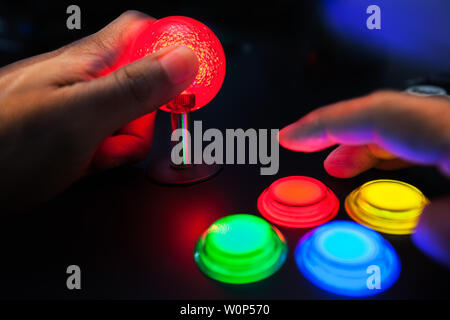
279 90 450 267
279 90 450 178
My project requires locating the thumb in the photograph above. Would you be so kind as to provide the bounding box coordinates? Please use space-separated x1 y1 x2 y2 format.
67 46 198 138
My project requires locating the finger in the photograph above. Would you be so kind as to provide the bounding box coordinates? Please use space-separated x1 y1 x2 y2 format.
279 91 450 169
90 111 157 171
324 145 380 178
412 196 450 268
367 143 397 160
279 94 377 152
0 51 62 78
65 45 198 141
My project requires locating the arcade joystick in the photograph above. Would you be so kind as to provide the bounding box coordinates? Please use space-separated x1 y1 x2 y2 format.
130 16 226 185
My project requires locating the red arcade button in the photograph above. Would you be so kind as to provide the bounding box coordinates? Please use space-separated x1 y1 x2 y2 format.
258 176 339 228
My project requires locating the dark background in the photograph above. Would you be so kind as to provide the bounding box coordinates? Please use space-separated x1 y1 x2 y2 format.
0 0 449 299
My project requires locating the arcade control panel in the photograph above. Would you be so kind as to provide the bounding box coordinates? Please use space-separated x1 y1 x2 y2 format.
0 0 449 307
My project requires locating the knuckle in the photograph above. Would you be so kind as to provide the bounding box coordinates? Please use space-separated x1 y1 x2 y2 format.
368 89 399 105
366 91 385 105
119 10 152 23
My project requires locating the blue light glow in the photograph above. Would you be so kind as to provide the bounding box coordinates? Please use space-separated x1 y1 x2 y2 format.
295 221 401 297
319 0 450 70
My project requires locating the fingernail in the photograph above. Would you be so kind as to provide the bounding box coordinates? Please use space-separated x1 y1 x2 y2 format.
159 46 198 85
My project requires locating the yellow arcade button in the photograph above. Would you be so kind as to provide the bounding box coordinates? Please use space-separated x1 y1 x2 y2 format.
345 179 429 235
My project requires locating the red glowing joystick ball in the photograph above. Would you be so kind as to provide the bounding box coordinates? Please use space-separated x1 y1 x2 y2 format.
130 16 226 113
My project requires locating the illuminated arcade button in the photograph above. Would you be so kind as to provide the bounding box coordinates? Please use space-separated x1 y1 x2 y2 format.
295 221 401 297
257 176 339 228
345 179 429 235
194 214 287 284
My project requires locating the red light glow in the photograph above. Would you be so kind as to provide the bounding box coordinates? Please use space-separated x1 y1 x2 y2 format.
258 176 339 228
130 16 226 113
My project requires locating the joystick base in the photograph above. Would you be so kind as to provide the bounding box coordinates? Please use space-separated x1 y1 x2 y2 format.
146 155 223 185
